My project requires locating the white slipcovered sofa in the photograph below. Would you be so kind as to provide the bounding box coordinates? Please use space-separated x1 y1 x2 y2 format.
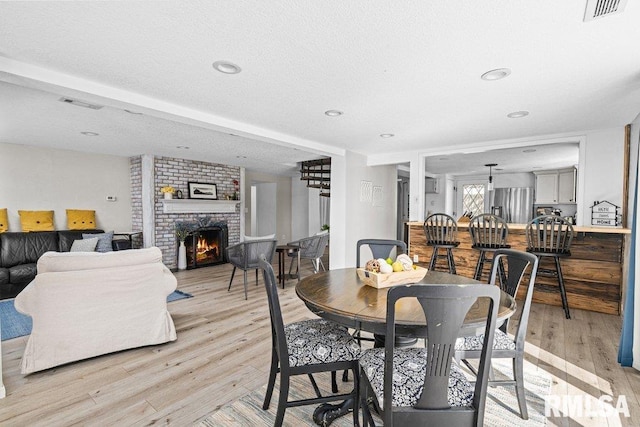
15 247 177 374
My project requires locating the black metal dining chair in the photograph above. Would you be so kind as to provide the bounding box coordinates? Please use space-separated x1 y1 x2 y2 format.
525 215 573 319
423 213 460 274
358 283 500 427
469 214 510 281
258 255 361 427
356 239 407 268
455 249 539 420
226 238 277 300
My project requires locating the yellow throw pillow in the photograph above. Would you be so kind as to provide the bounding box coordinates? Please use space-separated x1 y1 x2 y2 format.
18 210 55 232
0 208 8 233
66 209 97 230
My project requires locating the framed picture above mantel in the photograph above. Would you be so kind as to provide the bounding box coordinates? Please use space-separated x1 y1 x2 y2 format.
188 182 217 200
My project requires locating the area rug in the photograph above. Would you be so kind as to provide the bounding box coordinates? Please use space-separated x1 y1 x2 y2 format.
0 290 193 341
197 358 550 427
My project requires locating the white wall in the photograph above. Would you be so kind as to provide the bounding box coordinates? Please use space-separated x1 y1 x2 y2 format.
291 176 309 241
0 143 131 231
255 182 277 237
244 170 293 244
339 151 397 268
580 127 625 224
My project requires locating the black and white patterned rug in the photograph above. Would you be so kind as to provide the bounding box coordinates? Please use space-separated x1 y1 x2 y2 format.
198 358 550 426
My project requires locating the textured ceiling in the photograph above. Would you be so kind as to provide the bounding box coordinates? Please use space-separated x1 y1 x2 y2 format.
1 1 639 176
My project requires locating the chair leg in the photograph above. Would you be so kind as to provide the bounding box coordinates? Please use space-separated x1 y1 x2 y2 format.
429 247 438 270
447 248 457 274
274 372 289 427
255 268 259 286
554 256 571 319
513 356 529 419
263 347 278 410
227 266 236 291
243 270 248 300
474 250 485 280
331 371 338 393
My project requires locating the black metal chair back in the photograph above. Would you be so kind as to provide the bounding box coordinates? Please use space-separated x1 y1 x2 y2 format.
490 249 539 340
356 238 407 267
380 284 499 426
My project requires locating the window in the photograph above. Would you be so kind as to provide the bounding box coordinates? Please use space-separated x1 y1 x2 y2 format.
462 184 485 217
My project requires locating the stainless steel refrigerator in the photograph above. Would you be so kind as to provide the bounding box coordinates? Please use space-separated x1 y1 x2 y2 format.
490 187 534 224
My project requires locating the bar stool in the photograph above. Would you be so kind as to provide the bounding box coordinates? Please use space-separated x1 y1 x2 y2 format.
469 214 510 281
423 213 460 274
525 215 574 319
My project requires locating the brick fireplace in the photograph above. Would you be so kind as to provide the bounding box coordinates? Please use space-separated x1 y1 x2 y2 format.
130 155 241 269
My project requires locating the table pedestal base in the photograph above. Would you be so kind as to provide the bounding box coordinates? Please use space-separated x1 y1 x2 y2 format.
312 398 353 427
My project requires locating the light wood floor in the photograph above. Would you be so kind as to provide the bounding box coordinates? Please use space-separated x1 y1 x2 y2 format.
0 257 638 426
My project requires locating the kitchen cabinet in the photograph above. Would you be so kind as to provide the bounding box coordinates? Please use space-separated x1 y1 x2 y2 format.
534 168 576 204
535 173 558 203
558 169 576 203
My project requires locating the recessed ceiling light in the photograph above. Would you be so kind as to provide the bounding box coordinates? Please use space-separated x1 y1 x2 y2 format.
124 109 143 115
80 131 99 136
324 110 343 117
176 145 190 149
212 60 242 74
380 133 394 138
236 155 247 159
481 68 511 81
523 148 537 153
507 111 529 118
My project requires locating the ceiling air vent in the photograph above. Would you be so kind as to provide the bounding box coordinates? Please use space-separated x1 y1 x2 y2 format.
58 97 104 110
584 0 628 21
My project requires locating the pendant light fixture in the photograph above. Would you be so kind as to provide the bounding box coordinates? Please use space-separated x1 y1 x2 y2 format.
485 163 497 191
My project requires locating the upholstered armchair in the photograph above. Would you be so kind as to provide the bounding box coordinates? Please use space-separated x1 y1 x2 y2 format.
226 238 277 300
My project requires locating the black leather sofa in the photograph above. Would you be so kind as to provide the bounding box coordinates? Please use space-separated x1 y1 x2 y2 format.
0 229 129 299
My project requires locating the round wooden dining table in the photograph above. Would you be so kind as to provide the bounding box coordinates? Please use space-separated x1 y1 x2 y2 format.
296 268 517 338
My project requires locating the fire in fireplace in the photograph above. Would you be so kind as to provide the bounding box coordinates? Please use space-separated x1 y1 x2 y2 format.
181 222 228 269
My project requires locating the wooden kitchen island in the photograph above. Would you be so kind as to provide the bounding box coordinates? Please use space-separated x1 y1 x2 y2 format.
406 221 630 315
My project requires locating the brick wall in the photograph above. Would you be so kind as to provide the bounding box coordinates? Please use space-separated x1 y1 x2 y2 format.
130 155 241 268
129 156 143 249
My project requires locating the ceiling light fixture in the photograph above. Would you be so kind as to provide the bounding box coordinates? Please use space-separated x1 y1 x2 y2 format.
507 111 529 118
176 145 190 149
212 60 242 74
236 155 247 159
379 133 394 138
485 163 497 191
481 68 511 81
523 148 537 153
80 131 99 136
324 110 343 117
124 109 143 115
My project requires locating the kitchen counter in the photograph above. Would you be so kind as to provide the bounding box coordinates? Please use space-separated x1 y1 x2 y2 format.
406 221 629 315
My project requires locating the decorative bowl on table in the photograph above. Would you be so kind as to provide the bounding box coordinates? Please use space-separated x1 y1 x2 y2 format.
356 266 428 289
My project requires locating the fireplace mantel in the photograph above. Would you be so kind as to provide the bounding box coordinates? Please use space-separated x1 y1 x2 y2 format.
161 199 240 214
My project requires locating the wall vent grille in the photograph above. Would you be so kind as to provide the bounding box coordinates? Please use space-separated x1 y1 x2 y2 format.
58 97 104 110
584 0 627 21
